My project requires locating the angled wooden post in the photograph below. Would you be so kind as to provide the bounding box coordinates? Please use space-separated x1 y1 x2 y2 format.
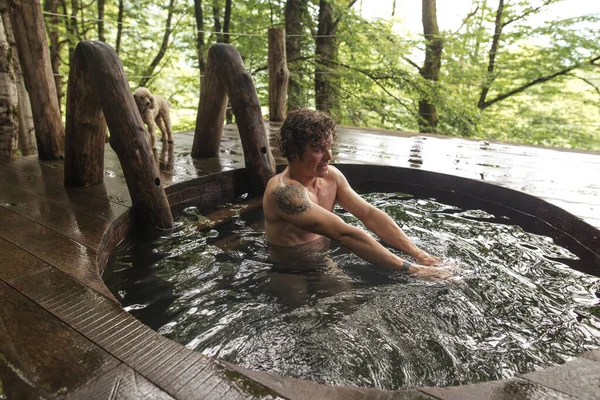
193 43 276 193
192 51 228 158
268 28 289 122
64 44 107 186
64 40 174 232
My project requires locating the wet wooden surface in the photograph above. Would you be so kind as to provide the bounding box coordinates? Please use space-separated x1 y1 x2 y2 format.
147 124 600 228
1 123 600 399
0 280 120 397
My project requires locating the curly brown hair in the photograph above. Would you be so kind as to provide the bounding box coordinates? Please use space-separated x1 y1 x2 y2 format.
277 108 337 161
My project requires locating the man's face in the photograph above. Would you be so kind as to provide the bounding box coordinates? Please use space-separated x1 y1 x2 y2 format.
292 134 333 178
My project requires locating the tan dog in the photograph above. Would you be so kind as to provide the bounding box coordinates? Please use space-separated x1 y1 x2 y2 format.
133 87 174 149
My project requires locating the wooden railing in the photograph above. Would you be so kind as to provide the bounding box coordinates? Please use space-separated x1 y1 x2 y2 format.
192 43 277 193
63 40 174 232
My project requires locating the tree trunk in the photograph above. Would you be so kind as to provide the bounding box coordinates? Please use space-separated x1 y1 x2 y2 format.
315 0 338 117
223 0 231 44
193 0 205 75
65 0 79 62
418 0 443 133
193 44 275 193
115 0 124 54
478 0 504 109
0 13 18 163
211 0 234 123
212 0 221 42
219 0 233 124
268 28 289 121
8 0 64 160
0 0 36 156
97 0 105 42
471 1 487 63
44 0 63 114
138 0 175 88
211 1 230 125
66 41 174 232
285 0 306 110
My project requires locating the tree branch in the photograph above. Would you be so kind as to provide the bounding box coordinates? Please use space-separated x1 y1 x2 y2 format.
315 59 414 105
139 0 176 88
333 0 359 31
455 4 479 34
402 56 422 73
480 55 600 109
478 0 504 108
502 0 553 27
565 73 600 96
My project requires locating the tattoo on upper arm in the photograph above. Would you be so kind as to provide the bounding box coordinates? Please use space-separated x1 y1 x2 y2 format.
272 184 311 214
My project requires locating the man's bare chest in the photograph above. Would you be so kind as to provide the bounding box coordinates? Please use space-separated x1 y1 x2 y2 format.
306 184 337 212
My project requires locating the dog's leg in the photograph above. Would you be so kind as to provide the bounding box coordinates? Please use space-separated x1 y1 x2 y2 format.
155 115 168 143
161 109 174 143
145 111 158 150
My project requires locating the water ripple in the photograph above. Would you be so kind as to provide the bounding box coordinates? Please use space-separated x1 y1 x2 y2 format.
104 193 600 390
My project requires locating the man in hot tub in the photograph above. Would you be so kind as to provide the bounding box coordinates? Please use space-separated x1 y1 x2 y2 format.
263 108 452 280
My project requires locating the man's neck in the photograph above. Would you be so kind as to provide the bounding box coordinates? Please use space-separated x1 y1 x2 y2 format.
286 164 319 189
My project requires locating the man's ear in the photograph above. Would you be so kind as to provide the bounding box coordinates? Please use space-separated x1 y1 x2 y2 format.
149 96 155 109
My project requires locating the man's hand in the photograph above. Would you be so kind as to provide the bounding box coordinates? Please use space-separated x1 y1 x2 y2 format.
409 264 453 281
414 251 442 266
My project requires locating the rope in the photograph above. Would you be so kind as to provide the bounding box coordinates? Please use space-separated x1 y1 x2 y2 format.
43 11 557 40
42 8 600 40
49 71 600 82
51 73 204 79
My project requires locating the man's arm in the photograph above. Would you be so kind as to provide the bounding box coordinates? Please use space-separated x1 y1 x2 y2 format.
267 180 450 279
333 168 441 266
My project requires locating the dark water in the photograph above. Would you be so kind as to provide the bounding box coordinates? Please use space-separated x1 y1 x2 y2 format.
104 193 600 390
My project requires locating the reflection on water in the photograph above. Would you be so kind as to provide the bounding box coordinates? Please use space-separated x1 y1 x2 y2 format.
104 193 600 390
408 139 423 168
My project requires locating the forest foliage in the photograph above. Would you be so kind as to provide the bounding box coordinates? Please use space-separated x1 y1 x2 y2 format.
43 0 600 150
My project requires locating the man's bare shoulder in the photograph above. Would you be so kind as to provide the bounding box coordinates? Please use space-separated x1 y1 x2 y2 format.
265 174 311 215
265 172 282 192
327 164 343 179
326 165 348 188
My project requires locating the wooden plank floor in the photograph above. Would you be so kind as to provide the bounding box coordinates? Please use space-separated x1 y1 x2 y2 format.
1 123 600 400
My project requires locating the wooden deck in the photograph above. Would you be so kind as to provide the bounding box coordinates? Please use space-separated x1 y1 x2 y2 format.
1 123 600 399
